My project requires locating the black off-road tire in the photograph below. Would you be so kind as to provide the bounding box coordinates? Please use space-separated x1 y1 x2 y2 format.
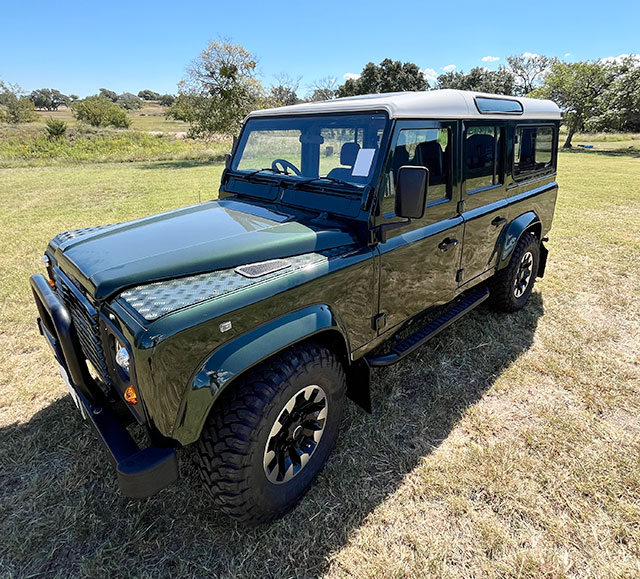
488 232 540 312
196 342 346 525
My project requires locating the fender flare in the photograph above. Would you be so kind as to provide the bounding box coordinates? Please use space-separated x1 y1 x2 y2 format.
171 304 352 445
496 211 541 271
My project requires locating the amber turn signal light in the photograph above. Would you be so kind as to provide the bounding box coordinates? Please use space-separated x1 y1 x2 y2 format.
124 385 138 405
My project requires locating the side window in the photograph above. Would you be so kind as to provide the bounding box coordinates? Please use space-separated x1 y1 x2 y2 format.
514 126 554 179
381 127 451 215
465 126 503 192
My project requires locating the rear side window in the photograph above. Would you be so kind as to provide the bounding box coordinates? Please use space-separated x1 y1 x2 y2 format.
465 126 504 192
514 126 555 179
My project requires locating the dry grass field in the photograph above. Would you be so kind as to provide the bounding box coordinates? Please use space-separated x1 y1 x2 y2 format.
0 150 638 578
34 102 190 133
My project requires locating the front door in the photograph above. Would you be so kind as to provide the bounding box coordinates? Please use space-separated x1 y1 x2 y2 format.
377 121 463 332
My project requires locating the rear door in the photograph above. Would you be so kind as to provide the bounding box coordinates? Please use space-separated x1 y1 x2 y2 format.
376 120 463 331
459 122 509 283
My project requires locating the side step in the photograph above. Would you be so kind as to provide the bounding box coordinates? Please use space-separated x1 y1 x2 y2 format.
366 286 490 367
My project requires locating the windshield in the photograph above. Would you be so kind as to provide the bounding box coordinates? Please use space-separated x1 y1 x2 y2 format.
231 113 389 189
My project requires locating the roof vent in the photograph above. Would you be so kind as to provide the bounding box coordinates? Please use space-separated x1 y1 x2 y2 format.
235 259 292 279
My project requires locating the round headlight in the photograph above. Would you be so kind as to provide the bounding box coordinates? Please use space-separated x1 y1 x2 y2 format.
115 341 130 374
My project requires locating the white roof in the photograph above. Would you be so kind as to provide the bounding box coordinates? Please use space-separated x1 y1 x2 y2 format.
248 89 561 121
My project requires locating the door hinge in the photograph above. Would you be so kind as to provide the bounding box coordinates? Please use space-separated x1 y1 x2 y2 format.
372 313 387 332
456 269 465 283
457 200 465 214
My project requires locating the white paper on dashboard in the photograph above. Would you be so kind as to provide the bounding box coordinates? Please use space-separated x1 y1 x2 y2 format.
351 148 376 177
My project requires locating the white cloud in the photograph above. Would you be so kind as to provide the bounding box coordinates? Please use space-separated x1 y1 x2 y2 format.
442 64 456 73
564 53 571 57
481 56 500 62
600 53 640 66
421 68 438 83
343 72 361 81
522 52 540 58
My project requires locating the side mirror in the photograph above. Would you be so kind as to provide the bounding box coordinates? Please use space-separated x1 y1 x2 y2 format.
224 153 232 170
395 166 429 219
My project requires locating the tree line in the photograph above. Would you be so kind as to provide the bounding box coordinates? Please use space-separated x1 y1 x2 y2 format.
2 40 638 148
0 81 176 128
165 41 639 148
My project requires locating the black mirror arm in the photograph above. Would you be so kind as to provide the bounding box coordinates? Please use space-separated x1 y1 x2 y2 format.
376 218 411 243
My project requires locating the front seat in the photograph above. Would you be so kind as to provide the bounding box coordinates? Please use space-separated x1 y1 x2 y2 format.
326 142 361 181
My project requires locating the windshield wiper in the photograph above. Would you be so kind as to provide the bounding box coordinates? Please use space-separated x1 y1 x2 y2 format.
246 167 287 177
230 168 288 183
292 176 362 190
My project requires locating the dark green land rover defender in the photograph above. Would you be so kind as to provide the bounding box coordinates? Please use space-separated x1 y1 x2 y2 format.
31 90 560 524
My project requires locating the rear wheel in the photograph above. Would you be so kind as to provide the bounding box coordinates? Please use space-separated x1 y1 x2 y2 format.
488 232 540 312
196 342 346 525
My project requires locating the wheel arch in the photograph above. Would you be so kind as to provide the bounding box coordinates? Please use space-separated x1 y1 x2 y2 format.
171 304 369 446
497 211 542 271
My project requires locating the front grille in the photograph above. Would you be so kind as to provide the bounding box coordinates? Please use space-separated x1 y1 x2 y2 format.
54 270 112 391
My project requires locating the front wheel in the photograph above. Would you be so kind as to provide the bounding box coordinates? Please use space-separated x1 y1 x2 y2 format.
196 342 346 525
488 232 540 312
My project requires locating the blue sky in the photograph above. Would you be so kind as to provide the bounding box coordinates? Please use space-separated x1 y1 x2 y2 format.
1 0 638 97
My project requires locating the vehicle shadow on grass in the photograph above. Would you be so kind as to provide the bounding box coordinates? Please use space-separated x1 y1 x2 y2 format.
141 158 226 170
561 147 640 158
0 294 544 578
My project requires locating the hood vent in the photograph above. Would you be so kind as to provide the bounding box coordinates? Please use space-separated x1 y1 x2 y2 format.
235 259 292 279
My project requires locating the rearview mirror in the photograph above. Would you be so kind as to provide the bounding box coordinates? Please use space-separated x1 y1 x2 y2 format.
395 166 429 219
224 153 232 170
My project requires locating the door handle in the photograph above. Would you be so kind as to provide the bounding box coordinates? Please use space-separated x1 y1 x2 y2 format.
491 216 507 227
438 238 459 251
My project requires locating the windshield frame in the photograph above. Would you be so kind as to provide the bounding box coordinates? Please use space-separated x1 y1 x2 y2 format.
229 111 392 197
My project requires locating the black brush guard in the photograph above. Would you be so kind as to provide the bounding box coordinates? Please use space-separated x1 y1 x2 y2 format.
30 273 178 498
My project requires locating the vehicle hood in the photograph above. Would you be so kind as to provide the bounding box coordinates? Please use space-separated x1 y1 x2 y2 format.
49 199 358 300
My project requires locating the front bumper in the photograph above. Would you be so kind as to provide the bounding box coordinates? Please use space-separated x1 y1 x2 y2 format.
30 273 178 498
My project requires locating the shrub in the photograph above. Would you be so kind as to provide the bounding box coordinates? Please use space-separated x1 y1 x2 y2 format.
106 105 131 128
73 96 131 128
45 118 67 139
0 94 38 124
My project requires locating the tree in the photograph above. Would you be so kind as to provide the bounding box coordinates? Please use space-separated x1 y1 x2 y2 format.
158 93 175 106
336 59 428 97
168 39 262 137
69 94 79 102
0 79 38 123
138 89 160 100
266 73 301 107
307 77 337 101
532 60 614 148
436 66 516 95
99 88 118 102
507 54 558 96
29 88 70 111
73 95 131 128
591 55 640 132
116 92 142 110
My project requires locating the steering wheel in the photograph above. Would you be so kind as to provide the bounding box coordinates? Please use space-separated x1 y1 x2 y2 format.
272 158 301 176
